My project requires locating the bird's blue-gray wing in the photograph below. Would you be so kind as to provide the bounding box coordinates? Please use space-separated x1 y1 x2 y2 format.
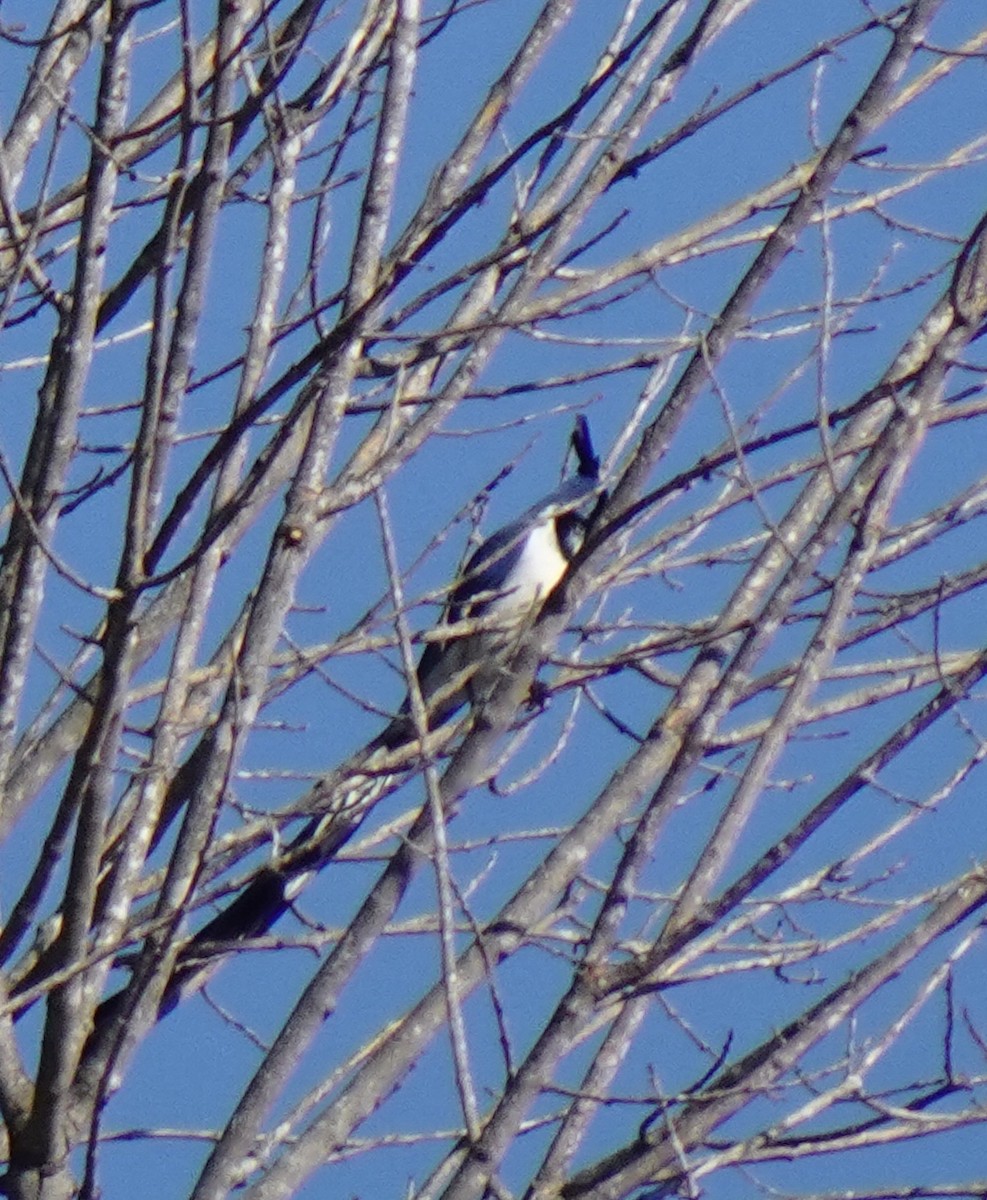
447 518 528 620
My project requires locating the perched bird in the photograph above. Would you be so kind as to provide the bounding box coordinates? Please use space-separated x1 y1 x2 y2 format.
103 418 601 1023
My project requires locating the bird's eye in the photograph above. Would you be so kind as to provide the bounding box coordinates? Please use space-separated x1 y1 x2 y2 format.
557 513 587 560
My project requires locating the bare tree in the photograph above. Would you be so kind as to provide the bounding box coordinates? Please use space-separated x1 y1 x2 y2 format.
1 2 987 1198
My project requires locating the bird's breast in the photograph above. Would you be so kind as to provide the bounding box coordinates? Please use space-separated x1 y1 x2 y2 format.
488 520 567 616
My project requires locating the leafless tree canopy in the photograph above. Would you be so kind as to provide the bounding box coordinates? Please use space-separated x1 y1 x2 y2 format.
1 1 987 1197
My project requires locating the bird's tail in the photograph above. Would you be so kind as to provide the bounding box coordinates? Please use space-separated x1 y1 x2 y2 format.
91 744 409 1034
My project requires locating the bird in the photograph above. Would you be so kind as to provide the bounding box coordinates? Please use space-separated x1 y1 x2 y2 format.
99 417 602 1023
